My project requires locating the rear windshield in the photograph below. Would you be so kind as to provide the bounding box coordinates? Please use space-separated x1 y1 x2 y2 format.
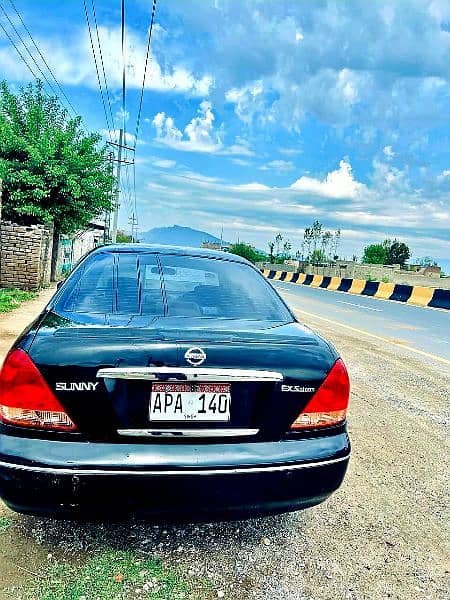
57 252 292 322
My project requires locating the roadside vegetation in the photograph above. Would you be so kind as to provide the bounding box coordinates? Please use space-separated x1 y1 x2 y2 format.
0 80 116 277
0 287 37 313
362 239 411 265
231 220 444 278
0 515 12 531
9 549 209 600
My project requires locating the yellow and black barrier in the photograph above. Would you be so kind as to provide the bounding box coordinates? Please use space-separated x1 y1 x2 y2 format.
261 269 450 310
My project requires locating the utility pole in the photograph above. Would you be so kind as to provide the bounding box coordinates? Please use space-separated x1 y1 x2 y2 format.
103 152 114 244
111 128 123 244
129 213 138 243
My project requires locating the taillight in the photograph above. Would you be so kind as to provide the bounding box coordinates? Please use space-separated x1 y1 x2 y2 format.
0 349 76 431
290 359 350 430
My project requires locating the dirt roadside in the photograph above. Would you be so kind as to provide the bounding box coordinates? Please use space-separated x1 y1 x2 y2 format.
0 291 449 599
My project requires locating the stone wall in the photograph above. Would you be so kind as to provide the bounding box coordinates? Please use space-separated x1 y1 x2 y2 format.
0 221 54 290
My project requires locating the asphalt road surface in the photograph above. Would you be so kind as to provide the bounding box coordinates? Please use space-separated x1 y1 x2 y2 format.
1 286 449 600
273 280 450 363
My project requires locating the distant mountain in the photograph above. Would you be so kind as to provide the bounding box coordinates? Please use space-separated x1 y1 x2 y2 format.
139 225 228 248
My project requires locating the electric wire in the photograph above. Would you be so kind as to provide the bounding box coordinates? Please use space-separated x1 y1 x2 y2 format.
0 19 39 80
133 0 157 150
121 0 126 137
7 0 78 115
90 0 115 132
83 0 113 138
0 3 75 115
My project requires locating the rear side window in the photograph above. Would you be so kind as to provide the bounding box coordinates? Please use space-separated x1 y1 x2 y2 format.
63 253 114 314
57 252 291 323
160 255 291 321
61 253 164 316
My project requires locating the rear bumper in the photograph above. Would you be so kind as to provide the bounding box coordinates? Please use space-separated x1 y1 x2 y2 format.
0 432 350 520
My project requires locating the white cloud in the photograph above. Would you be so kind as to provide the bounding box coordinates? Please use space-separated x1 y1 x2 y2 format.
225 81 264 124
233 183 271 191
101 129 137 145
279 147 303 156
152 103 253 156
290 159 365 199
260 160 295 172
153 159 176 168
221 143 254 157
0 24 213 97
383 145 395 158
152 101 222 153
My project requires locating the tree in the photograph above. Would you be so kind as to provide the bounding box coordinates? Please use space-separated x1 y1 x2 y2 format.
282 240 292 259
303 227 313 260
418 256 436 267
274 233 283 257
268 241 275 262
362 243 387 264
321 230 332 260
310 249 326 264
0 80 115 275
229 242 265 264
311 220 323 255
332 229 341 260
116 230 132 243
385 239 411 266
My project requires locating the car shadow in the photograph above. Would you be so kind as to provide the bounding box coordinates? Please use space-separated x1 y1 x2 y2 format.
16 510 307 554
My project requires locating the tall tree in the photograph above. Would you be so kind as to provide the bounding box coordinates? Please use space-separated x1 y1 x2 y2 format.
275 233 283 257
321 230 332 259
332 229 341 260
0 80 115 275
282 240 292 258
311 220 323 254
362 243 387 264
303 227 313 260
385 239 411 266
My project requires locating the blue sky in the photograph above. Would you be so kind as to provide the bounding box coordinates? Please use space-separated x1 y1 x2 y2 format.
1 0 450 263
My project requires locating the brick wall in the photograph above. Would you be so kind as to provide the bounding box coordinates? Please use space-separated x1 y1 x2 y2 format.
0 221 54 290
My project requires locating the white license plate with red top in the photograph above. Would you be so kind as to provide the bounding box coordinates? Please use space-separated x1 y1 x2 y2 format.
149 383 231 422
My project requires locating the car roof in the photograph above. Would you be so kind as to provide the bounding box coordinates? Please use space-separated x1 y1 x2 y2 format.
91 243 251 264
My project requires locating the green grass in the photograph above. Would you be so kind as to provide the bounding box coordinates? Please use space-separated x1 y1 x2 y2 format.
0 515 13 532
25 550 207 600
0 287 37 313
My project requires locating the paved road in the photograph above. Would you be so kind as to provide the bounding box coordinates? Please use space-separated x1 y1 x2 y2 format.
273 280 450 363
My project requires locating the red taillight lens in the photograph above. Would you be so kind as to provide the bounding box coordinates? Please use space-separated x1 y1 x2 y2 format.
290 358 350 430
0 349 76 431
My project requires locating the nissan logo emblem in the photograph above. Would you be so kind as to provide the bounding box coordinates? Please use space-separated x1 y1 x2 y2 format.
184 347 206 366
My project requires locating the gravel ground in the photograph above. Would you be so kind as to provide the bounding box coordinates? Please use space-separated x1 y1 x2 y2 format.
0 290 449 599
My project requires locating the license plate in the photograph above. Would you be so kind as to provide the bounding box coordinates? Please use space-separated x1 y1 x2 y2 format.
149 383 231 422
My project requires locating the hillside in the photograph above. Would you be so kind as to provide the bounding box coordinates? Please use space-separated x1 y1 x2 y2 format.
139 225 228 248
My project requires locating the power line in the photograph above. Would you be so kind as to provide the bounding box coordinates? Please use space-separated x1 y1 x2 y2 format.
7 0 78 115
0 19 39 80
121 0 126 137
133 0 157 149
90 0 115 131
132 159 138 241
0 2 75 115
83 0 113 137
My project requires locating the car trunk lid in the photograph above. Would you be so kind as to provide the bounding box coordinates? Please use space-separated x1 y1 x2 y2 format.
28 315 334 441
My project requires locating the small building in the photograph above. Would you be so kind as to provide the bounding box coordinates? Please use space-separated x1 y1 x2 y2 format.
201 241 230 252
58 222 105 276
